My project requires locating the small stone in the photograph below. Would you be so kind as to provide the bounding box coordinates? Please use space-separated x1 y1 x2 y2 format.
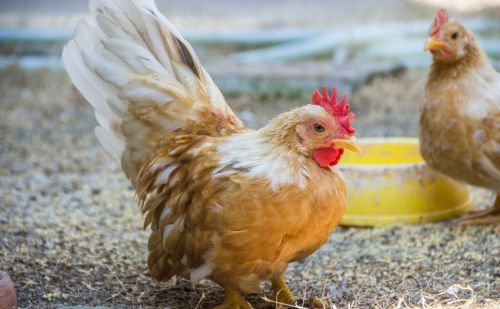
44 241 54 250
312 297 325 308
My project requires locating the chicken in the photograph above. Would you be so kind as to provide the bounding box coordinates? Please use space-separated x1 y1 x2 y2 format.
61 0 360 307
421 9 500 226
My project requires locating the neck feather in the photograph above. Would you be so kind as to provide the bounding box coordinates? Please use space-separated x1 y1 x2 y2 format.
429 38 489 83
216 130 310 189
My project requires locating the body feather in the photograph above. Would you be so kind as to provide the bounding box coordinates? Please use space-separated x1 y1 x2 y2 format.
136 130 345 289
421 55 500 192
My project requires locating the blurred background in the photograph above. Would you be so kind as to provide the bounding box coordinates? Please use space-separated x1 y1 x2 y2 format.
0 0 499 133
1 1 499 308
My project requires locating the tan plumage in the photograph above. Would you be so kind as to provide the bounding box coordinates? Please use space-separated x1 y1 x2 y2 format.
62 0 358 307
138 129 346 291
421 10 500 225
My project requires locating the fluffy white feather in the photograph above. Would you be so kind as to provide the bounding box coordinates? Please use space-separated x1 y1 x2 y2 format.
216 131 310 189
62 0 241 165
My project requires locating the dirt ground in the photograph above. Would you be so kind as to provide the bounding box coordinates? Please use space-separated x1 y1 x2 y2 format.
0 67 499 309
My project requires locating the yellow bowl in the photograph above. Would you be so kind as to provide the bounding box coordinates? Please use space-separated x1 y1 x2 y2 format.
338 137 472 226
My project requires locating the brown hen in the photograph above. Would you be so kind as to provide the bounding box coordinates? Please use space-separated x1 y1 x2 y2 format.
421 9 500 226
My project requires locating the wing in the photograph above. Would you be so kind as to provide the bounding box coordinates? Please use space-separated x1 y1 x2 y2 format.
136 132 226 282
473 106 500 191
62 0 245 188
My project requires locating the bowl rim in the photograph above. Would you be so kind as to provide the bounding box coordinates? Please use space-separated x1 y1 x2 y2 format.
338 137 427 170
340 196 473 226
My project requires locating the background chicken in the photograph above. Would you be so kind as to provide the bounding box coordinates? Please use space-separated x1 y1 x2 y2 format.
62 0 359 307
421 9 500 225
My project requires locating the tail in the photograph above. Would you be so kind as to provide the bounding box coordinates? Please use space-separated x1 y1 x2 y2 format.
62 0 244 183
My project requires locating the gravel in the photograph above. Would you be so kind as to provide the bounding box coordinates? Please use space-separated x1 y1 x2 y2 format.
0 67 498 308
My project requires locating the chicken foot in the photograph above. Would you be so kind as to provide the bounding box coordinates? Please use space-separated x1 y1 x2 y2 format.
212 289 253 309
460 194 500 226
270 276 297 307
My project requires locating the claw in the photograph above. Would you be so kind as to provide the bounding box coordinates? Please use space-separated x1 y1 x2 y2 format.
459 213 500 226
211 289 253 309
459 196 500 226
270 276 297 308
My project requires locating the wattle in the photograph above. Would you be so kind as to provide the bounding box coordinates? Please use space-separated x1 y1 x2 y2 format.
312 147 344 167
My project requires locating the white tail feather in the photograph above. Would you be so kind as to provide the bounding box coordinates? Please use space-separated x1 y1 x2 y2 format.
95 126 125 161
62 0 243 172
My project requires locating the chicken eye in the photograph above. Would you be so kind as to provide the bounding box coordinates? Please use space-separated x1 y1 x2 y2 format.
451 32 458 40
313 123 326 133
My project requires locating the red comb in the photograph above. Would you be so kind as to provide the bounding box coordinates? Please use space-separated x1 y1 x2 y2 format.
312 85 355 136
430 8 449 37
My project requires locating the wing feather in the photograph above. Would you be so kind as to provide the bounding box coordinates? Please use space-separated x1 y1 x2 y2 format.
134 132 223 282
476 107 500 190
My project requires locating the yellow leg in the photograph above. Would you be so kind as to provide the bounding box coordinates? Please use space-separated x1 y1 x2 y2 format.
271 276 297 306
460 195 500 226
212 289 253 309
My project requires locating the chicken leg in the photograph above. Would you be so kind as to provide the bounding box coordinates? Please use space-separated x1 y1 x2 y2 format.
270 276 297 307
460 194 500 226
212 289 253 309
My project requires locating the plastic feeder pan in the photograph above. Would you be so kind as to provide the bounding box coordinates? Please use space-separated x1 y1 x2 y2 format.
338 137 472 226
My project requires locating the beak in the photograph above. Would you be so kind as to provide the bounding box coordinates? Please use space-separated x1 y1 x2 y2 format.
424 37 447 51
331 137 361 153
